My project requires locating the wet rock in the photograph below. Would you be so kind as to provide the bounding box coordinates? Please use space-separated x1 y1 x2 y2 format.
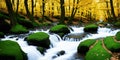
115 31 120 41
49 25 70 37
77 39 96 54
26 32 50 48
63 33 87 41
37 47 46 55
0 40 27 60
84 24 98 33
10 24 29 34
56 50 65 56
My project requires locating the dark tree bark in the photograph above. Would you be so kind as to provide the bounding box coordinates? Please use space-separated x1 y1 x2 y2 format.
68 0 80 24
60 0 65 24
42 0 45 21
31 0 34 17
110 0 116 21
16 0 19 13
5 0 17 26
24 0 34 22
105 1 111 18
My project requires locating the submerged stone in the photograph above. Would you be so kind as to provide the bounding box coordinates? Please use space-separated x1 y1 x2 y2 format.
26 32 50 48
0 40 27 60
64 33 87 41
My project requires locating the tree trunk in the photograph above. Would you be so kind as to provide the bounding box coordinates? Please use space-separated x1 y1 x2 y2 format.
105 1 111 18
68 0 79 24
42 0 45 21
16 0 19 13
24 0 34 22
31 0 34 17
5 0 17 26
60 0 65 24
110 0 116 21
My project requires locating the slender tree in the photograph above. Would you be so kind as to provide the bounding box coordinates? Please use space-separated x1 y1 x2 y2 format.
110 0 116 21
42 0 45 21
60 0 65 24
5 0 17 26
68 0 80 24
24 0 34 22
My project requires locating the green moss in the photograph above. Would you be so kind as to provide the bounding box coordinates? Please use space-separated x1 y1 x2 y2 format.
85 40 111 60
77 39 96 54
0 32 4 38
0 40 27 60
84 24 98 33
104 36 120 52
49 25 70 37
115 31 120 41
26 32 50 48
37 47 45 54
114 22 120 27
10 24 28 34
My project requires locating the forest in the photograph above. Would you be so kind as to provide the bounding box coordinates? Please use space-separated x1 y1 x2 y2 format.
0 0 120 60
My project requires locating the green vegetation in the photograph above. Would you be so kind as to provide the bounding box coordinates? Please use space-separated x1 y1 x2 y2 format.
77 39 96 54
114 22 120 27
49 25 70 37
104 36 120 52
0 40 27 60
85 40 111 60
0 32 4 38
84 24 98 33
26 32 50 48
115 31 120 41
10 24 28 34
37 47 45 54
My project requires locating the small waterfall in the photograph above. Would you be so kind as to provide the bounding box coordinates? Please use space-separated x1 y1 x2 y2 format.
1 26 120 60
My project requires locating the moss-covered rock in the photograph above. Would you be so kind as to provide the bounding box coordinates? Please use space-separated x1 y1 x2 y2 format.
0 32 4 38
37 47 45 54
26 32 50 48
85 40 112 60
104 36 120 52
114 22 120 27
115 31 120 41
49 25 70 37
17 18 39 28
0 40 27 60
84 24 98 33
0 21 11 33
10 24 29 34
77 39 96 54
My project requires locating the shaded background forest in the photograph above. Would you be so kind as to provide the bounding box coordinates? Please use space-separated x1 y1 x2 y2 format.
0 0 120 26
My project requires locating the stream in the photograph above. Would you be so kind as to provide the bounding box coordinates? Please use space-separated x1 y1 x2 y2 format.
1 26 120 60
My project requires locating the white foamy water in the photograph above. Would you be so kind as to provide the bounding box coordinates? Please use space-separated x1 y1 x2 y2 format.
1 26 120 60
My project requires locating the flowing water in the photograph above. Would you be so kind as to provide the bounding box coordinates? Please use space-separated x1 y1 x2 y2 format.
1 26 120 60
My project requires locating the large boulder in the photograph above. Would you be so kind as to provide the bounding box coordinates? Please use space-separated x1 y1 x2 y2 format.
77 39 96 54
104 36 120 52
0 40 27 60
0 32 4 38
49 25 70 37
10 24 29 34
26 32 50 48
84 24 98 33
115 31 120 41
85 40 111 60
